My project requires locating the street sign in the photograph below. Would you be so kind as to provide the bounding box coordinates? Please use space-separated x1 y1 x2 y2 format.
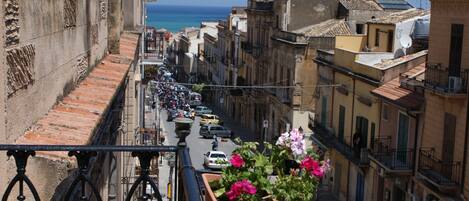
263 120 268 128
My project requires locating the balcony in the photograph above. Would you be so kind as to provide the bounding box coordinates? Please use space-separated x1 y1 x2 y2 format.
424 63 469 97
369 137 414 175
418 148 461 192
312 124 369 167
0 136 203 201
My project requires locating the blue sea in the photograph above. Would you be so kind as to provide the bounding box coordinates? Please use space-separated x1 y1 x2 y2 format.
145 1 430 33
146 4 232 33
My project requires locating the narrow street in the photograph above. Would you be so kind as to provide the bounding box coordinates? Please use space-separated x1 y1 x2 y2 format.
159 110 238 170
145 89 257 200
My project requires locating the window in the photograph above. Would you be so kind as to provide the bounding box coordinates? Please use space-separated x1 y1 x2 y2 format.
387 30 394 52
356 24 364 34
375 29 380 47
449 24 464 76
443 113 456 163
338 106 346 142
382 104 388 121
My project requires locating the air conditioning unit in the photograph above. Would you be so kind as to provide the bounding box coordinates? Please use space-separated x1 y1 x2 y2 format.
448 76 462 92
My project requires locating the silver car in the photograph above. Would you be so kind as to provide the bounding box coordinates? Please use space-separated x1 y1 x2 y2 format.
204 151 229 169
194 106 212 116
199 125 233 138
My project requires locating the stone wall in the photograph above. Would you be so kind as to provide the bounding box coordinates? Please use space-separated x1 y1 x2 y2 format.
4 0 109 143
288 0 338 31
123 0 142 30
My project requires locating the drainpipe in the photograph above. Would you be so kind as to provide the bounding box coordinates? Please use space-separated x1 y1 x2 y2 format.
461 88 469 194
408 111 420 197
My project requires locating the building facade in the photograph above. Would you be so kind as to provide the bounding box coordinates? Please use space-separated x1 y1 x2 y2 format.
0 0 142 199
313 9 430 201
413 1 469 200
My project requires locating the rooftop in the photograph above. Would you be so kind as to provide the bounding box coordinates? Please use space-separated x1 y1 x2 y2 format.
375 0 413 10
356 50 427 70
16 33 139 159
369 8 429 24
372 63 425 109
294 19 352 37
339 0 383 11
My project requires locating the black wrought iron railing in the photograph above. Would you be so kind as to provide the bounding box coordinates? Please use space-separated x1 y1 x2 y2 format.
424 63 469 94
312 124 369 166
0 142 203 201
418 148 461 186
370 137 414 170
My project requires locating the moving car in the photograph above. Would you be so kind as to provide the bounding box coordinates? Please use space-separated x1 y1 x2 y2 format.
203 151 229 169
188 92 202 107
199 125 233 138
166 109 179 121
200 114 223 126
194 106 212 116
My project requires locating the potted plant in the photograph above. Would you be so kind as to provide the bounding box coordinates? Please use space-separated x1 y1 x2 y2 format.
202 128 330 201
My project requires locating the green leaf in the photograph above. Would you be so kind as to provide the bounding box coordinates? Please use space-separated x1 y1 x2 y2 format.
265 165 273 175
214 188 226 198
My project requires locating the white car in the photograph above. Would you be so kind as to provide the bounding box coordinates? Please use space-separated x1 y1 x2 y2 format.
203 151 229 170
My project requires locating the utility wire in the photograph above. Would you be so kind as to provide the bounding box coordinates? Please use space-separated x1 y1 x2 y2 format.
154 81 341 89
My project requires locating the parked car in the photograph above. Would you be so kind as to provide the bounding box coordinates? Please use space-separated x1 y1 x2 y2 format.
203 151 229 169
194 106 212 116
199 125 233 138
200 114 223 126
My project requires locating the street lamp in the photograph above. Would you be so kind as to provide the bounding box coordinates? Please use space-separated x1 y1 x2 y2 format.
173 117 193 146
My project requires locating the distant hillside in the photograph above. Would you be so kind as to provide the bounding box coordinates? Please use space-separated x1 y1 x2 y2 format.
406 0 430 9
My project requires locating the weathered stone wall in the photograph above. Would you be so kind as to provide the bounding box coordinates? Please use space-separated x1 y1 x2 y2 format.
288 0 338 31
122 0 142 30
5 0 109 143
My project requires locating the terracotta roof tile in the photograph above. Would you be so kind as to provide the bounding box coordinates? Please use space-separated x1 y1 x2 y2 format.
371 63 425 109
15 33 139 160
340 0 383 11
294 19 352 37
369 8 429 24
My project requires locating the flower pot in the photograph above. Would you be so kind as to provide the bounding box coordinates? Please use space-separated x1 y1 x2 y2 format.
202 173 221 201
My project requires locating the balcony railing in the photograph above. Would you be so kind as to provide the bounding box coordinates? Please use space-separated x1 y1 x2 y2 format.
312 124 369 167
369 137 414 173
424 63 469 95
0 137 203 201
418 148 461 189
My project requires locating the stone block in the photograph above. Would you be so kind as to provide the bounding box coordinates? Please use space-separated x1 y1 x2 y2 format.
5 0 20 46
6 44 35 97
64 0 77 28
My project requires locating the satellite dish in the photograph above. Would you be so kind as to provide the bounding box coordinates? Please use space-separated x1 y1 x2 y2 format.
400 35 412 49
400 35 412 55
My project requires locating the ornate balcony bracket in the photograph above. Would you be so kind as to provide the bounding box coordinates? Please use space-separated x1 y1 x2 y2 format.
2 150 40 201
126 152 162 201
64 151 102 201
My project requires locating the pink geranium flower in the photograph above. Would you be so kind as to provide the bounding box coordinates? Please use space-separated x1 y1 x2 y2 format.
300 156 325 178
226 180 257 201
230 154 245 168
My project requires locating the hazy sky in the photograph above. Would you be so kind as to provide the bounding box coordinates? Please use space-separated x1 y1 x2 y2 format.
154 0 247 7
152 0 429 9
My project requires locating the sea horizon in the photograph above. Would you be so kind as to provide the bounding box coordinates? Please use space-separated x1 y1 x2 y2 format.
146 4 232 33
